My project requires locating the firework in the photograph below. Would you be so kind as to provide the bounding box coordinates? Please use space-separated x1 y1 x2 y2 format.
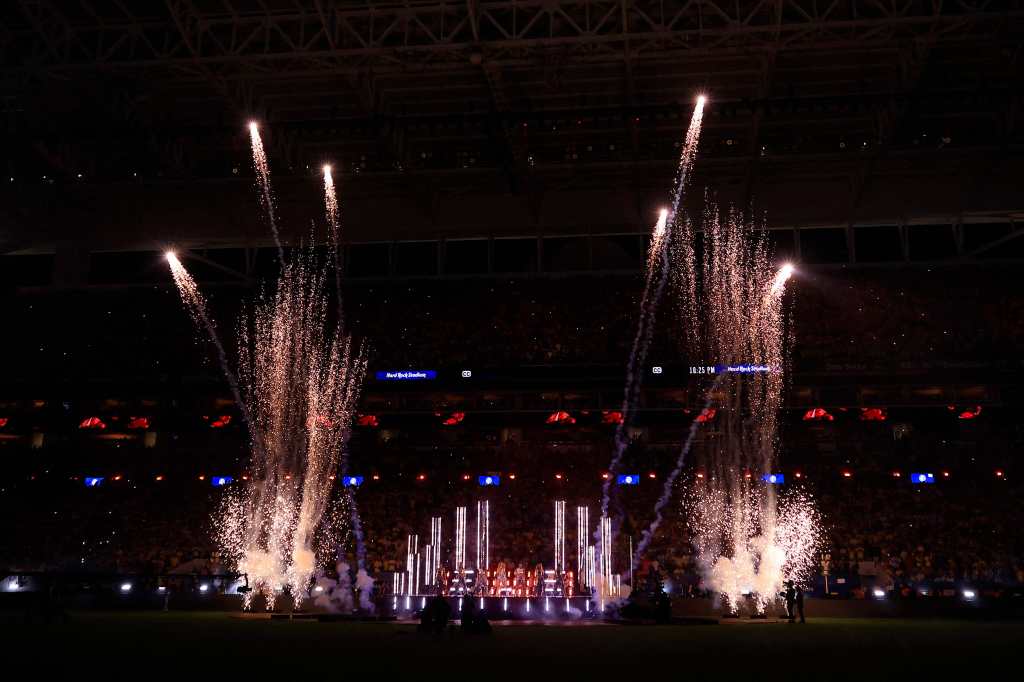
248 122 283 259
668 203 807 613
601 96 706 519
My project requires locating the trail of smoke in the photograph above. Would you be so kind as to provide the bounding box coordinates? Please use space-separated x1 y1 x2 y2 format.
249 122 284 261
600 211 670 519
631 375 724 576
323 165 370 574
600 97 706 519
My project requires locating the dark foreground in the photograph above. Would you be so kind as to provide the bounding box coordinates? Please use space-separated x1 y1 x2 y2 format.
3 611 1018 680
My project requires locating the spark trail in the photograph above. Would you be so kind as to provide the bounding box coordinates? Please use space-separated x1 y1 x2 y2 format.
249 122 284 260
600 96 706 520
166 252 256 436
322 164 369 575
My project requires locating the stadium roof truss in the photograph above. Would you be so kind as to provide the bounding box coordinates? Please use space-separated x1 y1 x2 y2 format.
2 1 1024 264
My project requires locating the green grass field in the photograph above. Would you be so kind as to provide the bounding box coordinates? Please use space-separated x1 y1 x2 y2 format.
3 612 1018 679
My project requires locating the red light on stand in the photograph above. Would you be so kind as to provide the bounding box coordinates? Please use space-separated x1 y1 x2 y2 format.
508 474 516 480
842 470 852 478
995 470 1004 478
417 474 426 481
554 473 563 480
648 472 656 479
695 408 717 423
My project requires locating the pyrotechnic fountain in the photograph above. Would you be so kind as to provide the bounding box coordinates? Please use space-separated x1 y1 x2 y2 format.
606 93 819 614
669 205 818 613
168 124 367 610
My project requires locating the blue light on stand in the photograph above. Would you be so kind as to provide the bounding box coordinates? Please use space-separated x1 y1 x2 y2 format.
761 473 785 484
478 475 500 487
343 476 364 487
617 474 639 485
910 473 935 484
84 477 104 487
212 476 234 487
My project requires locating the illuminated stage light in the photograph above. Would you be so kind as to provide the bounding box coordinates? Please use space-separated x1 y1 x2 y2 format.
892 471 902 478
314 586 324 593
617 474 638 485
872 588 885 599
199 584 209 593
478 475 500 486
343 476 364 487
121 583 133 593
417 474 426 481
157 586 166 593
842 470 852 478
995 470 1004 478
962 589 976 600
911 473 934 484
762 473 784 484
84 477 104 487
212 476 234 487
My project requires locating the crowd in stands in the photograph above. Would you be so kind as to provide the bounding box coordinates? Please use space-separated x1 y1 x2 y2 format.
2 419 1020 599
1 266 1022 600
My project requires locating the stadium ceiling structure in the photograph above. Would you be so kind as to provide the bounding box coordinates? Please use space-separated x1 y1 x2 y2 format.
2 1 1024 271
